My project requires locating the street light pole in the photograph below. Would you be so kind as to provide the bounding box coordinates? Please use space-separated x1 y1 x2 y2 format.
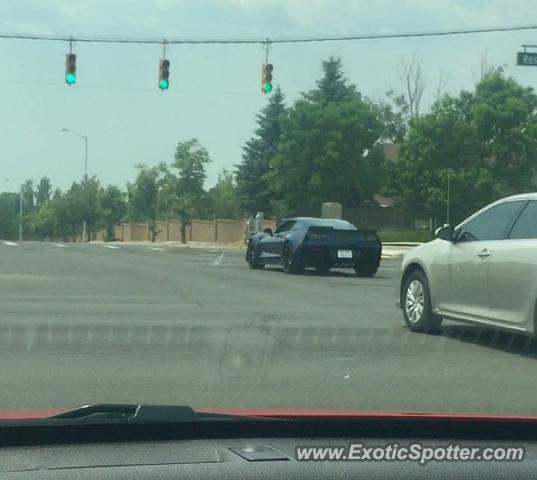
18 189 22 242
446 171 451 225
60 128 89 241
84 135 88 179
4 178 23 242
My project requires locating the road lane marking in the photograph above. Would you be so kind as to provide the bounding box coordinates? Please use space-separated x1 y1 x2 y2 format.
2 241 19 247
381 251 397 257
211 252 225 266
101 245 120 249
0 274 53 281
148 247 166 251
52 243 68 248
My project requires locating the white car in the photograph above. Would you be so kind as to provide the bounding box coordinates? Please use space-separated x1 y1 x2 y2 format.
397 193 537 335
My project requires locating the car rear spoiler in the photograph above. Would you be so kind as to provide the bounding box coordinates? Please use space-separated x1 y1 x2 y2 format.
306 226 379 242
306 226 378 234
356 228 378 236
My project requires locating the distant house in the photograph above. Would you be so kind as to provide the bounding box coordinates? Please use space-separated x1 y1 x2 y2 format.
373 194 394 208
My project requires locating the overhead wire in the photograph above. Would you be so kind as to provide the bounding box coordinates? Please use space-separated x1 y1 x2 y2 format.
0 24 535 45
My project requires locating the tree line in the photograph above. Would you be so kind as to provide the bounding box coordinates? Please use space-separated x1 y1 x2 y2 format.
236 56 537 225
2 56 537 241
0 140 239 242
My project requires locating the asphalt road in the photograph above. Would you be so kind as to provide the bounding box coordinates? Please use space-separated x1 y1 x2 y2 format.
1 240 537 416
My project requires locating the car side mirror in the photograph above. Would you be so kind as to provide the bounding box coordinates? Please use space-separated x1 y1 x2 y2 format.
263 228 273 236
435 224 454 242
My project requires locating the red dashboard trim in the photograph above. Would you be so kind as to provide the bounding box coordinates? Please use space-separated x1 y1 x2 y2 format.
1 407 537 422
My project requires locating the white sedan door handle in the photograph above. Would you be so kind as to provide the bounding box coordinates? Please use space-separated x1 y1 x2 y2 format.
477 249 491 259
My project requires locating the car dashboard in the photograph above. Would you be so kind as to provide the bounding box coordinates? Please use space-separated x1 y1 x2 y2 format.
1 416 537 479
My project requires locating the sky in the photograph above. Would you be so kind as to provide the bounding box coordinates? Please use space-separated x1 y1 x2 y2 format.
1 0 537 193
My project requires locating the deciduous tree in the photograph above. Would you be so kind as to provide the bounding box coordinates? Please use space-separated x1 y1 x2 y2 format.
269 58 385 216
208 169 240 219
127 165 161 242
389 69 537 223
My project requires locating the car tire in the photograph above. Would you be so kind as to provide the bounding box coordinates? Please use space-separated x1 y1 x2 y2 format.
354 258 379 277
246 242 264 270
354 264 379 277
402 270 442 333
282 243 303 274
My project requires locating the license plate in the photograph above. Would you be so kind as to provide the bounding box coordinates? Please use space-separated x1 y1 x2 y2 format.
337 250 353 259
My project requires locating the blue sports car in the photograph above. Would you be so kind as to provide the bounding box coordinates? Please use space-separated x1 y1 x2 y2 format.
246 217 382 276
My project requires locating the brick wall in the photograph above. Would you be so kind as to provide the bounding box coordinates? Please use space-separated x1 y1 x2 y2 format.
94 217 276 244
216 218 245 243
190 220 215 242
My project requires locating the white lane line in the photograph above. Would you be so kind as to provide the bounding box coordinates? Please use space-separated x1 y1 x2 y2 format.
147 247 166 252
211 252 225 266
52 243 68 248
101 245 120 249
2 241 19 247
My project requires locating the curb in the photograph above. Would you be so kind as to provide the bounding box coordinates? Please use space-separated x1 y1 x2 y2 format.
89 241 243 250
382 242 423 247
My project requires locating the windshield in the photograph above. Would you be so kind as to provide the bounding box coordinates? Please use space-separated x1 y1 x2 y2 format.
2 0 537 420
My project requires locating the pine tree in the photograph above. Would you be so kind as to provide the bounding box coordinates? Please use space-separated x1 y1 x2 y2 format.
269 58 385 216
304 56 357 104
235 86 286 216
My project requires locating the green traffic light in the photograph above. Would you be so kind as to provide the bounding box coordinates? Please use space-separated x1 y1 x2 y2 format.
264 83 273 93
65 73 76 85
159 79 169 90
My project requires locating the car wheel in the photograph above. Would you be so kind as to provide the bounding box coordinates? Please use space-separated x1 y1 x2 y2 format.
354 265 379 277
354 259 379 277
402 270 442 333
246 242 264 270
282 243 302 274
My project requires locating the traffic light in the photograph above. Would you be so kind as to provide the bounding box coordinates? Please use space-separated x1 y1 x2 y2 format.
159 59 170 90
261 63 273 94
65 53 77 85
